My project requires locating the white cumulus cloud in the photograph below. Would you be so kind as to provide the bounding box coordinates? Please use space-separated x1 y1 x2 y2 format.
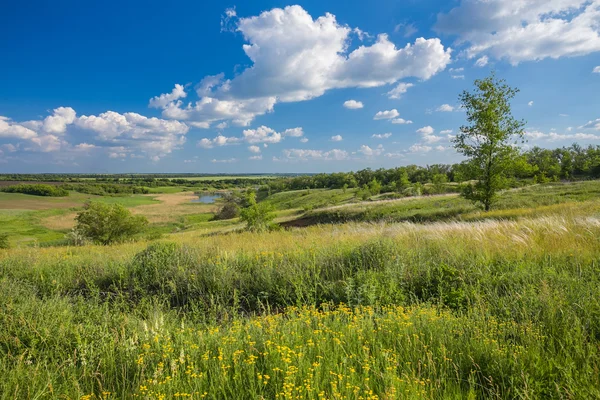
391 118 413 124
343 100 364 109
436 0 600 65
374 109 400 120
151 5 451 127
330 135 343 142
387 82 414 99
436 104 455 112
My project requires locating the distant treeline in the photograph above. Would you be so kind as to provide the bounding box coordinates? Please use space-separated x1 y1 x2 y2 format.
60 183 150 196
265 145 600 193
0 184 69 197
0 175 279 189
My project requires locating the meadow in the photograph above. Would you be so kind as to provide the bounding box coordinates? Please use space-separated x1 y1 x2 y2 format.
1 178 600 399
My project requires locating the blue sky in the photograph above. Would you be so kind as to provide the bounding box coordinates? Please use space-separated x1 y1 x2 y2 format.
1 0 599 173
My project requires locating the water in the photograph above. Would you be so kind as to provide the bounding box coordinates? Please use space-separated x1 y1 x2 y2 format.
191 193 222 204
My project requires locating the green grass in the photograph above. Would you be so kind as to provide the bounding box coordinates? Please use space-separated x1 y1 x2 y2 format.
0 192 159 245
263 188 357 211
2 211 600 398
2 181 600 398
289 181 600 226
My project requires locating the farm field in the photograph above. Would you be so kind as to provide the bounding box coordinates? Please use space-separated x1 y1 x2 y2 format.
1 178 600 399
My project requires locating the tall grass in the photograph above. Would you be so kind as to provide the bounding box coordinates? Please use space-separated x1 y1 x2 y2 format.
2 207 600 398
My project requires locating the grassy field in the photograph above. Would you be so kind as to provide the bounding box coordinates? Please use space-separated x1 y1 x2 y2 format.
1 180 600 398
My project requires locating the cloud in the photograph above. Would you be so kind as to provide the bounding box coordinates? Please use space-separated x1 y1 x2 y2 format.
248 145 261 153
394 22 418 38
197 135 242 148
242 126 282 144
391 118 413 124
343 100 364 109
211 158 237 163
474 55 489 67
372 133 392 139
409 144 432 153
330 135 343 142
359 144 384 156
528 101 534 106
21 107 77 135
300 137 309 143
416 125 444 144
374 109 400 120
436 104 455 112
449 67 464 73
3 108 188 160
148 84 187 108
440 129 453 134
580 119 600 130
594 66 600 73
249 155 263 160
279 148 349 161
384 152 405 158
1 143 17 153
282 127 304 137
151 5 451 127
436 1 600 64
387 82 414 99
524 130 600 141
416 126 435 135
0 117 37 139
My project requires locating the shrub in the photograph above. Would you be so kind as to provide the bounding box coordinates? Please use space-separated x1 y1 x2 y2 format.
74 202 148 245
0 233 9 249
239 192 276 232
0 183 69 197
64 228 89 246
215 201 241 220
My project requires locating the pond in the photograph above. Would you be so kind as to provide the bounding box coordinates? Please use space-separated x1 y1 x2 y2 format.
191 193 223 204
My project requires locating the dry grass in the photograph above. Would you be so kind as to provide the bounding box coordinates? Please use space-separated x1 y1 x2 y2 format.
0 193 80 210
131 192 218 224
40 212 78 230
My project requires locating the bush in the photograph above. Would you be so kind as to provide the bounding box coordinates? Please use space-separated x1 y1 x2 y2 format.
215 201 241 220
74 202 148 245
0 233 9 249
239 192 276 232
0 184 69 197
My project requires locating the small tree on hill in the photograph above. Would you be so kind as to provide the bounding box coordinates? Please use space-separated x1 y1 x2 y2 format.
239 192 275 232
453 73 525 211
75 202 148 245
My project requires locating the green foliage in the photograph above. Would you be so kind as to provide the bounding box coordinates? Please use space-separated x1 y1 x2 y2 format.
368 179 382 195
396 170 411 192
239 192 276 232
61 183 149 196
0 233 9 249
431 173 448 194
453 73 526 210
2 206 600 397
74 201 148 245
0 183 69 197
215 201 241 220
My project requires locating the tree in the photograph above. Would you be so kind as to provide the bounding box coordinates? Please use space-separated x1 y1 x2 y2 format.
368 179 382 196
431 173 448 194
215 201 241 220
396 170 411 193
239 192 276 232
453 74 525 211
75 202 148 245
